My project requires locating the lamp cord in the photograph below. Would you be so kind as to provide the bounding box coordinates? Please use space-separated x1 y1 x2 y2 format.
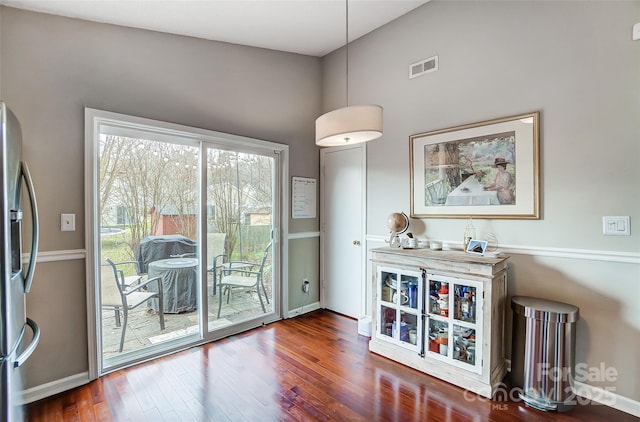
345 0 349 107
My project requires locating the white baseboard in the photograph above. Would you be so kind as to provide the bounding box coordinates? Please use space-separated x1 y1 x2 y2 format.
21 372 90 404
286 301 320 318
504 359 639 417
572 381 640 417
287 231 320 240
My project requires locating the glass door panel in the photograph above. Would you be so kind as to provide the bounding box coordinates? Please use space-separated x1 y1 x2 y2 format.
379 305 394 338
426 273 483 373
428 318 448 356
399 311 418 347
380 270 396 304
453 284 477 324
206 148 275 332
399 272 420 349
98 134 201 368
428 278 450 318
453 324 477 365
451 279 483 373
377 267 422 351
427 276 450 358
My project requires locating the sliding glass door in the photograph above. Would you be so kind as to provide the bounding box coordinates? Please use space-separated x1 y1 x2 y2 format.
86 109 285 375
205 146 277 332
97 132 204 370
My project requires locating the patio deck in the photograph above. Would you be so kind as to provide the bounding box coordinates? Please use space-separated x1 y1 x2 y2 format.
102 277 272 357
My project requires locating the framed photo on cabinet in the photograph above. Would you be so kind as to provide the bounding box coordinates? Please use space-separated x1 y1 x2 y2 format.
410 111 540 219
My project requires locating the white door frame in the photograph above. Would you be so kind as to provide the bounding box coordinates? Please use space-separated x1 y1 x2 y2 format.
319 143 367 318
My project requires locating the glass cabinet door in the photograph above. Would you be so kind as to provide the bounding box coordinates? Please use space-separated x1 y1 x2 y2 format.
376 267 423 351
451 281 481 369
426 273 483 374
426 276 450 356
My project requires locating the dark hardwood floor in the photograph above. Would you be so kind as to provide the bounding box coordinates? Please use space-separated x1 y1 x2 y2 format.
27 310 637 421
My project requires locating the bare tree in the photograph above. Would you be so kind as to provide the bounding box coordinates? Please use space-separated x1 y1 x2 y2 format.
100 137 272 260
100 137 198 255
161 147 199 240
99 135 128 225
208 150 242 258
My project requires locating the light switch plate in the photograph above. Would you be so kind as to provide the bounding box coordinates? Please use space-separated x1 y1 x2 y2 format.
61 213 76 231
602 216 630 236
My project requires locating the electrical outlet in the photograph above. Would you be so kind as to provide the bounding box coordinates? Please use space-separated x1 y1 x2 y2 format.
302 278 310 293
61 213 75 231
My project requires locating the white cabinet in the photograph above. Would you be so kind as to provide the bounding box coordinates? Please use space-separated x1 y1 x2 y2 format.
370 247 508 398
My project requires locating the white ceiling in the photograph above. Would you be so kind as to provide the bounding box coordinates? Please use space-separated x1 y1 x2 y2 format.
1 0 430 57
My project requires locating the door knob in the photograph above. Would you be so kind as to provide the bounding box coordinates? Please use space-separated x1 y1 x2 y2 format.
353 240 361 246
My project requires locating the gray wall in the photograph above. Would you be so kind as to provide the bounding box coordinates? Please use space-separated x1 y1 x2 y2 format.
3 0 640 409
322 0 640 404
1 7 321 389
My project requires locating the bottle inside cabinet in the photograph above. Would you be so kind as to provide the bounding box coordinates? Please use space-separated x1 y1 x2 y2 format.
428 279 449 317
407 280 418 309
454 284 477 324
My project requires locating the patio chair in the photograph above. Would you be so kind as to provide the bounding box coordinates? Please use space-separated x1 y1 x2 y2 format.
426 178 448 205
217 241 271 318
102 258 165 352
206 233 226 296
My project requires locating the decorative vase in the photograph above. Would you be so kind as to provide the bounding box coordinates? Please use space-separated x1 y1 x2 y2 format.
463 217 476 251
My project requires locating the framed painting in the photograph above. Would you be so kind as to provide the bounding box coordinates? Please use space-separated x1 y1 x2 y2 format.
410 111 540 219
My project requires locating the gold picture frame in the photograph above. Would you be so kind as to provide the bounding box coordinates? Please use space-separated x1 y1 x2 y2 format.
410 111 540 219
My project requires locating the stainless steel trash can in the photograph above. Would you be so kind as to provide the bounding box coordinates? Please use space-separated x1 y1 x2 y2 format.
511 296 579 412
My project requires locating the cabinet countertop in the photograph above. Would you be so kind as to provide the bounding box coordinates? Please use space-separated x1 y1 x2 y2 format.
371 247 509 266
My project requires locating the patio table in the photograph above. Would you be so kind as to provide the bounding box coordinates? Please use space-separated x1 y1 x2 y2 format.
147 258 198 313
445 175 499 206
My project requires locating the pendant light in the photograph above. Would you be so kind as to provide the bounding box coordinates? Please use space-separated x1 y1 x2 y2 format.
315 0 383 147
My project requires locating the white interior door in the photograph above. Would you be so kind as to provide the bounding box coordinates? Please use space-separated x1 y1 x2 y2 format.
320 145 365 319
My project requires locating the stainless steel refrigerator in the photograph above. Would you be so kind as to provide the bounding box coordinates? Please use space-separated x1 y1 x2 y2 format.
0 101 40 421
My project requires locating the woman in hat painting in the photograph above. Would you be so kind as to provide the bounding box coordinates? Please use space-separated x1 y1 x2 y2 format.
484 157 515 204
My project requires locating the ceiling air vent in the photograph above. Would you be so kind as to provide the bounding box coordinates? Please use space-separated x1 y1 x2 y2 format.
409 55 438 79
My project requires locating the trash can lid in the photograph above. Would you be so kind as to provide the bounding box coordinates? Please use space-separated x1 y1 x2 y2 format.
511 296 579 323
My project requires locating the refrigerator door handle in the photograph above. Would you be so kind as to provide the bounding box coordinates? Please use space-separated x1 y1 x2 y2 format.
21 161 39 293
14 318 40 368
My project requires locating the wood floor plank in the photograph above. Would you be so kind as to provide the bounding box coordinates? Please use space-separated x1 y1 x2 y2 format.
26 310 638 422
91 402 111 422
73 387 96 422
